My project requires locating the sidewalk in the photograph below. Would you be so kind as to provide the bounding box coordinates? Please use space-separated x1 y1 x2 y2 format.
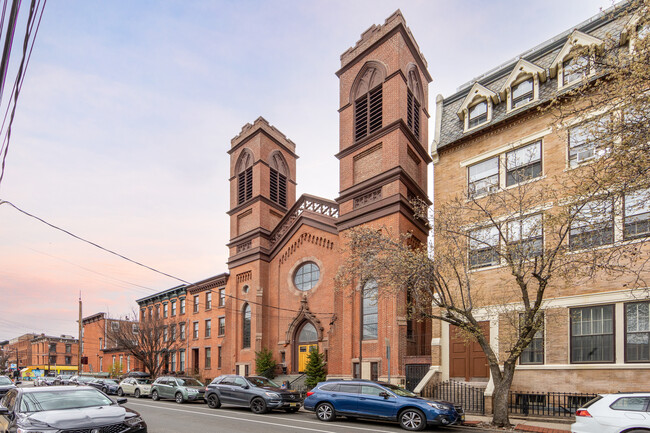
464 414 572 432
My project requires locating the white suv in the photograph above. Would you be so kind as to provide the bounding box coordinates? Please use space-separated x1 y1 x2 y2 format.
572 393 650 433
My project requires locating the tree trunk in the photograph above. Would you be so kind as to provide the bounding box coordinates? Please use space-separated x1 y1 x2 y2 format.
491 363 516 427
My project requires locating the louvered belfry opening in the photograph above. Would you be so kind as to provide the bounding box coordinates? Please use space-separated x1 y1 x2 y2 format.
238 166 252 205
407 89 420 138
355 85 383 141
270 168 287 207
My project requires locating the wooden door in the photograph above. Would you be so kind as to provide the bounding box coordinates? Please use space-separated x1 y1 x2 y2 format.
449 321 489 381
298 344 317 372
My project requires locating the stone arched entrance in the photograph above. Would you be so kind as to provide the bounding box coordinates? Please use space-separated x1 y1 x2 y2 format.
294 321 318 373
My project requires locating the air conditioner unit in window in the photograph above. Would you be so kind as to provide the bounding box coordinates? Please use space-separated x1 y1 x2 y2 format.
487 184 499 194
576 148 595 163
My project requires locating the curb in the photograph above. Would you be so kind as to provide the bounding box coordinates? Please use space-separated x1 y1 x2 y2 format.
514 426 569 433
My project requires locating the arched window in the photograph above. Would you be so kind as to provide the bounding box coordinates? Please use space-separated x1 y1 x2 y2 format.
362 279 378 340
406 66 422 139
236 150 253 205
298 322 318 343
269 152 288 207
353 63 385 142
242 303 251 349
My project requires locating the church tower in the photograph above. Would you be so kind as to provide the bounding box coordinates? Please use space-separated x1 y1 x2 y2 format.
226 117 298 374
332 10 433 383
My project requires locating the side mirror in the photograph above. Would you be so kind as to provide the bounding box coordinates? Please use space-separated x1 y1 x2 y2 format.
0 407 9 415
379 392 390 399
116 398 128 404
241 384 249 389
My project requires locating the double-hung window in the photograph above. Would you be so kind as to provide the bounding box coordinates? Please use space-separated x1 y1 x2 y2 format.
468 100 488 129
219 288 226 307
570 200 614 250
506 214 543 260
624 189 650 240
626 302 650 362
171 301 176 316
568 122 596 166
205 319 211 338
180 299 186 315
468 157 499 197
506 141 542 186
218 317 225 336
571 305 614 363
469 226 500 269
511 78 534 109
520 314 544 365
193 322 199 339
563 55 590 86
163 303 168 318
193 295 199 313
206 292 212 310
179 323 186 340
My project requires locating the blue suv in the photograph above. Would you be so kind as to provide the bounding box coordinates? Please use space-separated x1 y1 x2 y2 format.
303 380 464 431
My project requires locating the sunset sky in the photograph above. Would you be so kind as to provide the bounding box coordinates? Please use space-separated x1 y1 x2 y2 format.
0 0 611 340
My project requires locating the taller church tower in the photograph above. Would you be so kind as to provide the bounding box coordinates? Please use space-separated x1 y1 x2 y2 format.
332 10 433 382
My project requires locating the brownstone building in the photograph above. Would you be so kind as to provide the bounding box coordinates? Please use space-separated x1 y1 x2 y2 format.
428 3 649 397
134 11 433 387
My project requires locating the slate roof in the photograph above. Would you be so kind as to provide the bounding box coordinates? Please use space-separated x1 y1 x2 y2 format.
437 2 630 151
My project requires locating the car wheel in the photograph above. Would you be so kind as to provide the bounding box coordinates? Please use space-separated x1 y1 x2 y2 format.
316 403 336 422
285 407 299 413
250 397 268 414
102 387 108 394
151 390 159 401
207 394 221 409
134 389 141 398
399 408 426 431
175 392 185 404
117 388 124 397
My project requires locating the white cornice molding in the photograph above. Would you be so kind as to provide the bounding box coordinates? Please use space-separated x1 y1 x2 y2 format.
550 30 604 76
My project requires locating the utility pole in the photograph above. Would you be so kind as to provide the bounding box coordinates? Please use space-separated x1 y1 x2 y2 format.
78 294 82 375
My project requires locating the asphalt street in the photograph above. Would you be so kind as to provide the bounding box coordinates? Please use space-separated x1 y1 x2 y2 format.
123 397 497 433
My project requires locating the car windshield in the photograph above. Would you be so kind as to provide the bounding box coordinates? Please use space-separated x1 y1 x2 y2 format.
247 377 280 388
0 377 12 385
105 380 118 385
382 383 417 398
136 379 152 384
20 389 114 413
177 378 203 387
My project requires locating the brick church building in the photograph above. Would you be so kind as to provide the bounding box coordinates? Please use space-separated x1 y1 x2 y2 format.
131 10 433 387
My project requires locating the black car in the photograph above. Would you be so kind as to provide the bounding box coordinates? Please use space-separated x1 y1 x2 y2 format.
0 376 16 399
0 386 147 432
205 375 302 414
88 378 120 395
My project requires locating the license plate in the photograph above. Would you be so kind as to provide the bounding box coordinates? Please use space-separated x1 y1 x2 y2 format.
289 403 299 407
460 415 465 422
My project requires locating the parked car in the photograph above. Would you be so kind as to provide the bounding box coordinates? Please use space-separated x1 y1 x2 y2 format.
303 380 464 431
151 376 205 404
34 375 56 387
205 375 302 414
0 385 147 432
0 376 16 399
69 375 95 386
118 377 153 398
53 374 73 385
572 393 650 433
88 378 120 395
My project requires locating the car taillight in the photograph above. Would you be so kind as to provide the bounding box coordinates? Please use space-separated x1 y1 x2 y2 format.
576 409 591 417
306 391 314 397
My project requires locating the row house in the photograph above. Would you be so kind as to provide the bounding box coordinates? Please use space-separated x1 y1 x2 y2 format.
0 333 37 371
29 334 78 374
81 312 141 375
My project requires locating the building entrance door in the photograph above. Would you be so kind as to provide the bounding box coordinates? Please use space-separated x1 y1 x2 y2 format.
294 321 318 373
449 321 490 381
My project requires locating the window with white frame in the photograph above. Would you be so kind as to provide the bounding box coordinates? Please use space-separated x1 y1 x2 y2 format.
568 117 610 167
205 347 212 368
569 200 614 250
111 321 120 331
511 78 534 109
206 292 212 310
218 317 225 336
179 350 185 371
180 298 186 314
468 100 488 129
624 189 650 240
468 157 499 197
219 288 225 307
626 301 650 362
469 226 500 269
506 141 542 186
179 322 186 340
520 324 544 365
205 319 211 338
163 326 168 342
563 55 590 86
193 295 199 313
163 303 168 318
170 351 176 372
170 324 176 340
571 305 614 363
193 322 199 339
506 214 543 261
171 300 176 316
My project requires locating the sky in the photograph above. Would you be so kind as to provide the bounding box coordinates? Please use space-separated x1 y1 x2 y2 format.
0 0 613 341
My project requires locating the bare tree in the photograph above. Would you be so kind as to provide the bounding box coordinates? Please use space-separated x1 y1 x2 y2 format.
0 348 10 373
105 312 180 378
336 4 650 427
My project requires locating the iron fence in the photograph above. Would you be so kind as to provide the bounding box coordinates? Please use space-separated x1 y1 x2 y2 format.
421 379 485 414
509 390 597 417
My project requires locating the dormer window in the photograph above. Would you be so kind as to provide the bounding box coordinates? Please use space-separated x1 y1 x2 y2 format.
511 78 534 109
562 55 590 86
468 100 488 128
551 30 602 90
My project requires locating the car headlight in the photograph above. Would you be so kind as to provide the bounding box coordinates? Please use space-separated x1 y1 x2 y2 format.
187 388 198 393
265 392 280 399
17 429 58 433
427 402 448 410
125 416 144 427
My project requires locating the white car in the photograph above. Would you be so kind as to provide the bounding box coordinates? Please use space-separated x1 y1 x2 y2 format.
572 393 650 433
117 377 152 398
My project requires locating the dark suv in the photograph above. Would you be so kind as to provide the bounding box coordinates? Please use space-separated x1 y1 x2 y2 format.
205 375 302 414
303 380 464 431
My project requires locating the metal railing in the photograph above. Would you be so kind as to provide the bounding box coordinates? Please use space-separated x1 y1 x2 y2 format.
420 379 485 414
509 390 597 417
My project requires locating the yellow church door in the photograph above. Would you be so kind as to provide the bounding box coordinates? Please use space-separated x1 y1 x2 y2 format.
298 344 317 372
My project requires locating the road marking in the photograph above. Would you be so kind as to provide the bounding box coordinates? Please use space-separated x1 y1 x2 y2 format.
126 401 400 433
